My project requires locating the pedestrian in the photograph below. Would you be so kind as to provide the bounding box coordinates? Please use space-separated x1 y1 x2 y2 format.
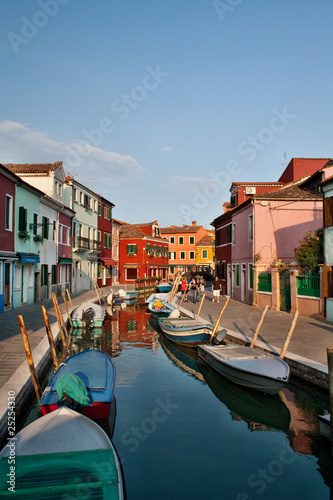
181 277 188 302
212 276 222 303
189 277 197 303
194 278 201 302
200 276 205 296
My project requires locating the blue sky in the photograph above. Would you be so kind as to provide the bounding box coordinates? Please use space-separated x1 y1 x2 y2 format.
1 0 333 228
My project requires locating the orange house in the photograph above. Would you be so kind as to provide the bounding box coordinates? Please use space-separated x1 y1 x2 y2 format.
160 221 209 276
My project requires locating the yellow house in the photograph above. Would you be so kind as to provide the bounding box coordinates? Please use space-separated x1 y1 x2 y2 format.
196 233 215 271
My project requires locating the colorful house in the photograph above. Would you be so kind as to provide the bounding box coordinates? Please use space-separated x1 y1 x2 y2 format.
322 169 333 322
0 165 19 311
119 221 169 284
64 176 99 293
4 162 74 298
97 196 116 288
212 158 331 308
160 221 209 276
196 233 215 271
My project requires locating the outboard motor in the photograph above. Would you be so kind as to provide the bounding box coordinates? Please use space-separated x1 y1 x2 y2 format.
81 307 95 329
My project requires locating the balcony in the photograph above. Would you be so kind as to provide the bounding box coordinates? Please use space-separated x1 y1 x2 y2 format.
73 236 101 253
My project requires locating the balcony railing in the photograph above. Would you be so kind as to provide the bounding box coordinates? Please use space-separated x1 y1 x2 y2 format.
73 236 102 253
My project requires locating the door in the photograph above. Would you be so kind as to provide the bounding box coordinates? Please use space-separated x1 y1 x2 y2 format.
280 269 291 312
4 263 11 307
241 263 246 302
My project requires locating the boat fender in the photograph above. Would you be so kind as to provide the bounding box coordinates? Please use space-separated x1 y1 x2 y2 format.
169 309 180 318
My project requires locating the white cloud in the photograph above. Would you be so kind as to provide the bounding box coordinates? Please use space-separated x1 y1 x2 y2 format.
0 120 144 180
161 146 173 152
166 175 215 190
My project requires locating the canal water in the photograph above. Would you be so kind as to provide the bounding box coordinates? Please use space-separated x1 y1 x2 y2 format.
26 303 333 499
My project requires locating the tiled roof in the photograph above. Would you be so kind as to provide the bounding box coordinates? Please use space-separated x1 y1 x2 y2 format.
160 225 202 234
129 221 158 228
231 181 284 187
4 162 63 174
197 235 214 246
255 180 322 200
119 225 146 239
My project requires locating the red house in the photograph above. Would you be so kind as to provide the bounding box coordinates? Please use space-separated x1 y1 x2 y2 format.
97 196 116 287
119 221 169 284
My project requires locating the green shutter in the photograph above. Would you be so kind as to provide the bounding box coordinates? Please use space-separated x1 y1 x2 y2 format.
249 264 253 289
19 206 26 231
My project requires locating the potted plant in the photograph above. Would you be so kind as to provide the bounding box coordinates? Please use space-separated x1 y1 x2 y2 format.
18 230 30 241
33 234 44 244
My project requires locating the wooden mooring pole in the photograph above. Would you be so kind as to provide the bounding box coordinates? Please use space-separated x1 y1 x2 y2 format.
17 315 42 401
210 296 230 343
62 292 73 329
279 310 299 360
41 306 58 371
327 348 333 454
66 288 74 310
195 293 206 320
51 293 67 344
250 305 269 349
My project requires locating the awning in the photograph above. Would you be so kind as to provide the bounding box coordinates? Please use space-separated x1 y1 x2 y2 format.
59 258 73 264
18 253 40 264
100 259 118 266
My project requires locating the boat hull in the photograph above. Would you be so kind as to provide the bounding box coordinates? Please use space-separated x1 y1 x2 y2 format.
147 297 176 318
40 350 115 419
198 344 290 395
0 408 124 499
159 318 213 347
71 301 105 328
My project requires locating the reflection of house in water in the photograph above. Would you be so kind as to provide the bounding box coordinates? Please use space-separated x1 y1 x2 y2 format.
102 305 159 356
283 387 323 456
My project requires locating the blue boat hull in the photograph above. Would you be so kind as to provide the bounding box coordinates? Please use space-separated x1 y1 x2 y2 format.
40 350 115 419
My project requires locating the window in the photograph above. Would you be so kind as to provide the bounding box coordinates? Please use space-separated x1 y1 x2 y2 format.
146 244 153 256
169 251 176 260
98 204 103 216
98 230 101 242
248 264 253 289
324 196 333 227
104 207 108 218
202 249 208 259
59 184 62 197
248 215 253 241
170 236 175 244
41 264 48 286
221 261 226 280
153 245 158 256
159 245 163 256
154 226 160 236
18 206 27 232
178 236 184 245
32 213 38 236
189 251 195 260
232 223 236 245
164 247 169 257
180 251 186 260
55 181 58 194
51 265 57 285
42 217 49 240
189 236 195 245
5 195 13 231
226 224 232 243
84 194 90 209
79 191 83 204
94 200 97 211
126 244 137 255
108 208 112 220
236 264 239 287
73 188 77 201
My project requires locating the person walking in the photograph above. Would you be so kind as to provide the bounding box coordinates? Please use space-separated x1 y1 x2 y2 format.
200 276 205 297
194 278 201 302
189 277 197 303
181 277 188 302
212 276 222 303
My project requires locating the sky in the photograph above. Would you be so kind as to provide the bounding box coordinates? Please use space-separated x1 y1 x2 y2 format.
1 0 333 229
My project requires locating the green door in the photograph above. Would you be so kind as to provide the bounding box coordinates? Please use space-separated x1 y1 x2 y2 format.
280 269 291 312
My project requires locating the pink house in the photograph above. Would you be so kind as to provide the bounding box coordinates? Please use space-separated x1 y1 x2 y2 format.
216 158 332 308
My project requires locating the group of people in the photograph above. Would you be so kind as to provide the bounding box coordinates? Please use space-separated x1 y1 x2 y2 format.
180 275 222 303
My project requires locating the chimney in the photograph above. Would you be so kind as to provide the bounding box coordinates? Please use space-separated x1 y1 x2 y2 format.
192 220 196 226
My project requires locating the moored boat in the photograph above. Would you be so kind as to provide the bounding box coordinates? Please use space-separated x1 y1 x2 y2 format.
156 282 173 293
0 407 124 499
158 317 214 347
147 297 178 318
71 301 106 328
197 344 290 395
40 349 115 419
